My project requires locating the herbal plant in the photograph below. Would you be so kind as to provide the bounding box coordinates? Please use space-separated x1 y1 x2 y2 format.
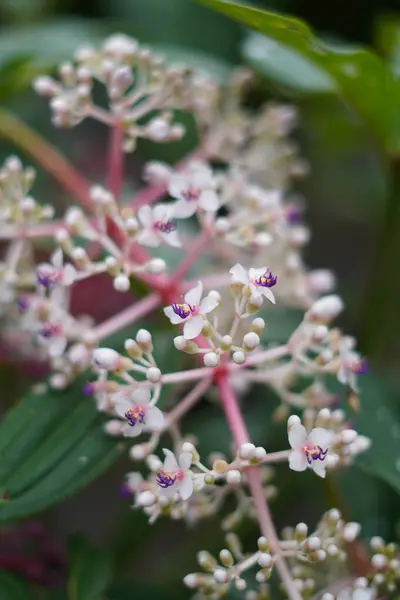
0 16 399 600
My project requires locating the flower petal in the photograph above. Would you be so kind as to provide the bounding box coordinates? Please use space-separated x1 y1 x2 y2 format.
308 427 333 449
123 423 143 438
163 448 179 472
288 423 307 449
173 199 197 219
185 281 203 305
199 295 219 314
311 461 326 478
163 230 181 247
51 248 63 268
145 405 165 431
137 205 153 227
168 175 187 199
289 450 307 472
180 472 194 500
179 452 192 471
164 305 185 324
229 263 248 284
183 315 204 339
63 264 77 286
131 387 151 405
138 229 160 247
250 267 267 279
113 396 132 418
260 287 276 304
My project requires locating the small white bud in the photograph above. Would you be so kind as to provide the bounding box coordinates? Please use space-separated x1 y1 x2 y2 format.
113 274 130 292
215 218 229 233
318 408 331 420
251 317 265 332
147 367 161 383
243 332 260 350
307 536 321 551
71 247 87 262
33 75 58 96
147 118 170 142
203 352 220 368
331 409 345 423
371 553 387 569
370 536 384 550
49 373 68 390
325 453 339 469
258 553 272 568
146 454 163 471
174 336 187 351
256 571 266 583
239 443 256 459
226 470 241 485
213 568 228 583
315 549 327 561
321 594 335 600
143 161 172 185
320 348 333 363
255 446 267 460
93 348 120 370
55 229 69 243
327 509 341 522
313 325 328 342
137 491 156 507
104 420 123 436
341 429 358 444
327 543 339 556
232 351 246 365
309 295 344 321
129 445 146 461
308 269 335 294
235 578 246 591
354 577 369 589
147 258 166 274
343 522 361 542
181 442 196 453
136 329 152 349
68 343 90 366
183 574 198 589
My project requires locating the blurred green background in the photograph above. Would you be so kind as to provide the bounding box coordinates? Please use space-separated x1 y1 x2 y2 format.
1 0 400 599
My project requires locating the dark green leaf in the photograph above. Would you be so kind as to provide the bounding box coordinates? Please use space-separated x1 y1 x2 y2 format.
67 534 113 600
106 580 177 600
375 14 400 77
195 0 400 154
0 572 34 600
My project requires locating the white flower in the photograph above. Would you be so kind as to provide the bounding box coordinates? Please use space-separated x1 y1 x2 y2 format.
169 163 220 218
36 320 68 358
137 204 181 247
229 263 277 304
337 588 376 600
288 420 333 478
163 281 219 339
37 248 76 289
337 337 368 392
113 387 164 437
156 448 193 500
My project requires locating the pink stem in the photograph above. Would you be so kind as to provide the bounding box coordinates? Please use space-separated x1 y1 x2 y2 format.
92 293 159 341
106 123 124 199
130 147 207 209
162 367 213 385
166 376 213 425
171 229 211 285
182 271 231 291
216 376 302 600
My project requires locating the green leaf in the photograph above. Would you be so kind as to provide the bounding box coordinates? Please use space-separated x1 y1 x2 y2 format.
195 0 400 154
242 31 336 93
0 572 34 600
0 327 181 522
375 14 400 77
67 534 113 600
338 373 400 495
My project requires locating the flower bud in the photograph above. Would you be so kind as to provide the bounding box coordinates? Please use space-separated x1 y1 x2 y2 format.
239 443 256 459
198 551 217 571
295 523 308 542
221 335 232 351
93 348 121 370
147 367 161 383
204 352 220 368
242 332 260 351
136 329 153 351
104 420 123 436
147 117 170 142
232 351 246 365
226 470 241 485
308 269 335 294
341 429 358 444
258 553 272 568
371 553 387 569
343 522 361 542
251 317 265 334
147 258 166 274
138 491 156 507
308 295 344 322
183 574 198 589
219 549 234 567
255 446 266 460
143 161 172 185
124 339 142 359
113 274 130 292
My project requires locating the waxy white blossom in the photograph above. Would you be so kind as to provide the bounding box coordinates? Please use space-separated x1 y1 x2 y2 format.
169 162 220 218
230 263 277 304
288 419 333 478
137 204 181 247
338 336 368 392
113 387 164 437
163 281 219 339
156 449 193 500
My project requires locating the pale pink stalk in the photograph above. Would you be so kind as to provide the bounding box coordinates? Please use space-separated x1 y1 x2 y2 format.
166 376 213 425
171 229 211 285
216 376 302 600
107 123 125 199
130 147 207 209
162 367 213 385
0 222 64 240
92 293 159 341
261 450 291 463
232 345 289 369
182 272 232 291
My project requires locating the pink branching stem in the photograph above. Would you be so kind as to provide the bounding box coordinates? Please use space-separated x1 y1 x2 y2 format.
0 222 65 240
216 375 302 600
182 272 231 292
92 293 159 341
106 123 125 199
171 229 212 285
261 450 291 464
130 147 207 209
162 367 213 385
231 345 289 369
166 376 213 425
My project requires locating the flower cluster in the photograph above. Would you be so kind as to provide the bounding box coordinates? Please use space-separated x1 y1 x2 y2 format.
0 32 388 600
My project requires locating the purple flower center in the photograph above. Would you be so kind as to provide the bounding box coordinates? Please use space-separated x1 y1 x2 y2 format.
349 358 368 375
37 268 61 288
83 382 95 396
156 470 178 489
255 270 277 288
155 219 177 234
16 296 29 312
39 323 62 339
304 444 327 465
182 187 200 202
172 302 196 319
125 406 146 427
285 204 302 225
